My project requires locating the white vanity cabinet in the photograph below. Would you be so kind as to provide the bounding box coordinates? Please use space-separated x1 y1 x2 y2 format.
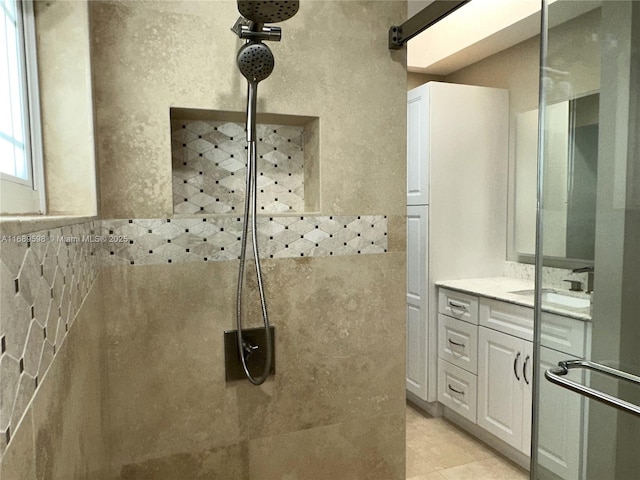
437 285 589 479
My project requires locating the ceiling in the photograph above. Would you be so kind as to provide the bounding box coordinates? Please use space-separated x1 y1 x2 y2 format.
407 0 601 76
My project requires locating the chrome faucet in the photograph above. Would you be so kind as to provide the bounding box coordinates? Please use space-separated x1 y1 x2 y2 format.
563 279 583 292
572 266 594 294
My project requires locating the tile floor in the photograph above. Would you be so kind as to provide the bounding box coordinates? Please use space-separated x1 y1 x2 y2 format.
406 403 529 480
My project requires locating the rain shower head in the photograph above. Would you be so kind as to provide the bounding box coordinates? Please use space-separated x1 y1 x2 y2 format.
234 1 295 143
237 0 299 24
237 41 275 83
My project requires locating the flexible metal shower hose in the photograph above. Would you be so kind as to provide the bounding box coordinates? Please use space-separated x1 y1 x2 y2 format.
236 139 272 385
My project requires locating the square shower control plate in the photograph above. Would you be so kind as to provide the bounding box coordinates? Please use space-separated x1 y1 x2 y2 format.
224 326 276 382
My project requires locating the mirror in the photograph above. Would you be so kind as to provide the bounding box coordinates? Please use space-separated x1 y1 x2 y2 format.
514 92 599 262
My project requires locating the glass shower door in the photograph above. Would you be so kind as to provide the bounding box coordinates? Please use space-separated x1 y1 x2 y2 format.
532 1 640 479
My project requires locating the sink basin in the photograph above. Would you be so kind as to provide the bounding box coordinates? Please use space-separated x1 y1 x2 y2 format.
511 289 591 310
541 291 590 309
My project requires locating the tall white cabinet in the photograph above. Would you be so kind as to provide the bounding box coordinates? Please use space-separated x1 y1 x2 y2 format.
406 82 509 402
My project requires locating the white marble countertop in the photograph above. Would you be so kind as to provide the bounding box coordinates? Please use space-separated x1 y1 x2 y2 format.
436 277 592 321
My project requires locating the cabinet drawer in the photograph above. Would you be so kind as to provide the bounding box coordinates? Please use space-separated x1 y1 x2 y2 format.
439 288 479 324
438 360 477 423
479 298 587 357
479 298 533 341
540 311 587 358
438 314 478 374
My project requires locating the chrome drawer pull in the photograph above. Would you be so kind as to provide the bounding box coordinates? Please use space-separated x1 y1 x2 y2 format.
513 352 521 381
448 384 465 395
545 360 640 417
523 355 530 385
448 338 466 348
448 299 467 311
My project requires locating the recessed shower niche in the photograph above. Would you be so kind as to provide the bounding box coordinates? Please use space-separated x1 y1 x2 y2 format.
170 108 319 215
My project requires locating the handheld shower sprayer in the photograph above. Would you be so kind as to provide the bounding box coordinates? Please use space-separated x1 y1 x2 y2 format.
231 0 299 386
237 42 275 84
236 42 274 142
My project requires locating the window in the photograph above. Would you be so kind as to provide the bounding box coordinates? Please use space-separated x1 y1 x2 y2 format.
0 0 44 214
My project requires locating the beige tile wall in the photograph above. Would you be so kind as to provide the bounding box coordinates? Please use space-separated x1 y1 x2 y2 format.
34 0 98 216
0 272 110 479
31 277 110 479
3 1 407 478
0 214 399 479
90 1 407 478
103 253 406 478
0 221 100 456
90 0 407 219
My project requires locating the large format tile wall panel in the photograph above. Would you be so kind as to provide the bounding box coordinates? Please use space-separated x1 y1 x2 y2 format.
1 0 407 477
88 0 407 477
0 214 390 468
103 253 405 479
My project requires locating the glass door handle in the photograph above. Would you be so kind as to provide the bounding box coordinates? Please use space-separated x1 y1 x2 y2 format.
545 359 640 417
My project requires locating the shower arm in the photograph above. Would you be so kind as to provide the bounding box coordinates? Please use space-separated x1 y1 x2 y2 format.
231 16 282 42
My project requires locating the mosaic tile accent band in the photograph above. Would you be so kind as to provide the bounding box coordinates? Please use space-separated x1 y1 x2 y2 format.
0 221 100 454
99 215 388 266
171 120 305 215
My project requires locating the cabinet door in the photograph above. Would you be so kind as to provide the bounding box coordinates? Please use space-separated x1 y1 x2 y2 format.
477 327 525 449
537 347 583 480
407 86 429 205
406 205 429 398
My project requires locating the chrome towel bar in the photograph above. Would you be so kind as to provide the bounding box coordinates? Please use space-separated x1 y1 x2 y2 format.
545 359 640 417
